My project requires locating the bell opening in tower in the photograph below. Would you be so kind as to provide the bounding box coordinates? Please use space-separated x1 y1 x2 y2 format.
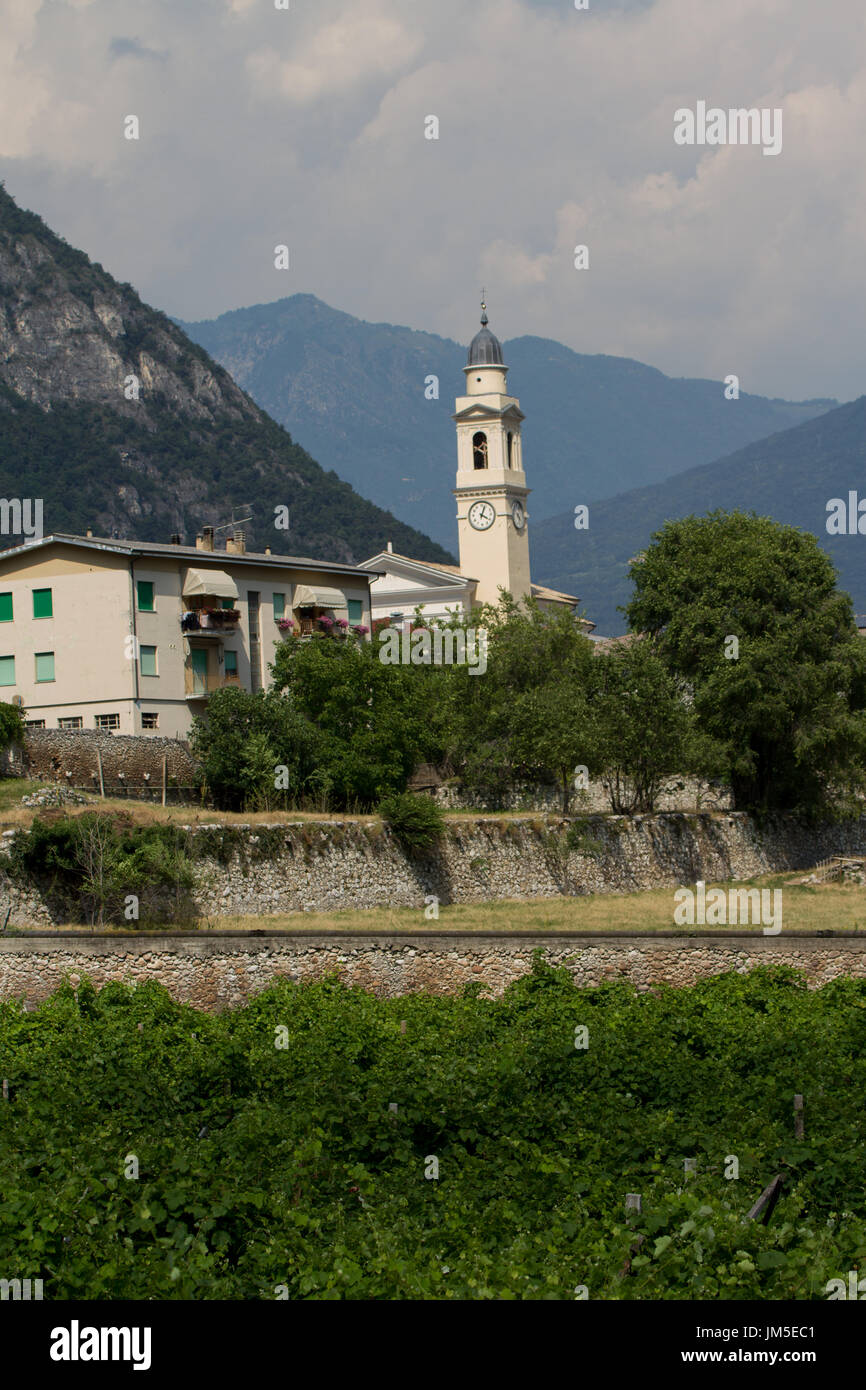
473 432 488 470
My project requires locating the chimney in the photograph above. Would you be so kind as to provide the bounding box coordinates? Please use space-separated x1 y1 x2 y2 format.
170 533 181 546
265 546 271 556
196 526 214 552
226 529 246 555
86 528 93 538
387 540 393 554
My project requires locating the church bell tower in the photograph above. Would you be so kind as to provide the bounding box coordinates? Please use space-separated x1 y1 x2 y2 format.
454 302 532 607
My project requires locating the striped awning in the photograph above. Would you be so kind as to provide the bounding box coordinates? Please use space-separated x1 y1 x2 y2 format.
293 584 348 611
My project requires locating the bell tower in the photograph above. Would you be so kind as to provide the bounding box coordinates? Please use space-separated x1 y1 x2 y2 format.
453 301 532 607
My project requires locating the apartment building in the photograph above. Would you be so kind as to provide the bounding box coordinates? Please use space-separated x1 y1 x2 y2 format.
0 529 378 739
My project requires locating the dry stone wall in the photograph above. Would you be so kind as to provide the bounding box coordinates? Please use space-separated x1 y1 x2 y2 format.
5 728 199 798
0 811 864 927
1 934 865 1011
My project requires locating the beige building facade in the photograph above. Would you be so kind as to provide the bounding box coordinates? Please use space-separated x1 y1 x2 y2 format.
0 531 377 739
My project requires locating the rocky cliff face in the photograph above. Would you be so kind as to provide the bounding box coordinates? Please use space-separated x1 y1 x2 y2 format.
0 184 453 564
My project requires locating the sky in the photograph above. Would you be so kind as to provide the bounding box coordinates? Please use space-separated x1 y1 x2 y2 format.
1 0 864 401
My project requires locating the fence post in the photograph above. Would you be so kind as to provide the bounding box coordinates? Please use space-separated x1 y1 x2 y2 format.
794 1094 804 1140
95 747 105 798
162 755 167 808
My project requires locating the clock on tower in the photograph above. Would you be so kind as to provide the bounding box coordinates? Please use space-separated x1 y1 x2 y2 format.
453 302 532 607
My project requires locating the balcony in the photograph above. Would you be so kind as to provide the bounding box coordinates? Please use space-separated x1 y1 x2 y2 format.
184 670 241 699
181 608 241 637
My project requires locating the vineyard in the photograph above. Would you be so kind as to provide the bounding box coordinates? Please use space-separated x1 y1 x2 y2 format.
1 960 865 1300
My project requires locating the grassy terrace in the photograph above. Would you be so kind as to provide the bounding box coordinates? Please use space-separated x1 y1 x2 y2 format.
8 874 864 936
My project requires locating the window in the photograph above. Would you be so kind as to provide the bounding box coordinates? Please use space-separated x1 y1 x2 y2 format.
139 645 157 677
35 651 54 682
0 655 13 686
224 650 238 676
348 599 363 625
472 432 488 470
273 592 286 621
32 589 52 619
58 716 83 729
141 713 159 730
506 432 513 468
25 719 45 729
137 580 155 612
0 594 12 623
95 713 120 730
220 598 235 611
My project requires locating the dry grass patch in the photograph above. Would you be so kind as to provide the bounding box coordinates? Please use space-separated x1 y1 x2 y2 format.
18 871 859 936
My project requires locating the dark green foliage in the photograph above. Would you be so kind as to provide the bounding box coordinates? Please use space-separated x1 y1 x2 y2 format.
6 815 197 926
378 792 445 857
592 638 695 813
1 965 865 1299
0 699 25 750
190 686 321 812
626 511 866 817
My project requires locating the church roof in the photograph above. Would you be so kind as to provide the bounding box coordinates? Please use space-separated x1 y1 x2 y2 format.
361 550 478 585
467 307 504 366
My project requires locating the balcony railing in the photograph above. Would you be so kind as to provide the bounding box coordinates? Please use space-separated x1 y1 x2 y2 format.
184 670 242 698
181 609 241 635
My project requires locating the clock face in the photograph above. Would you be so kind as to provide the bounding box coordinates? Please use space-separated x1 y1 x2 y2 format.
468 500 496 531
511 501 525 531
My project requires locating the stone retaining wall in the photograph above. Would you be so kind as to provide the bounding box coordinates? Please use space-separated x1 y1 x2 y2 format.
1 811 865 926
4 728 199 795
1 934 864 1010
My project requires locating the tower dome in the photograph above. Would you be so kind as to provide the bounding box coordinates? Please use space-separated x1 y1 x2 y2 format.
467 305 504 366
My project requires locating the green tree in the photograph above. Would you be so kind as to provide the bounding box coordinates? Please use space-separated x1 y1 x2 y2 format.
625 511 866 816
191 687 320 811
592 638 694 813
440 595 599 808
270 632 441 810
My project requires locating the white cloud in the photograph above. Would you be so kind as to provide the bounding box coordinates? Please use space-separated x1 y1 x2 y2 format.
1 0 866 400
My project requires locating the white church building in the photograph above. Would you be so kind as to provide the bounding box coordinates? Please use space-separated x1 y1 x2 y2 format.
361 304 594 633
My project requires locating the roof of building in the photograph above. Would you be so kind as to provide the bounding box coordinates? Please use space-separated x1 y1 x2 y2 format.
361 550 478 585
467 307 505 367
530 582 579 605
0 533 383 579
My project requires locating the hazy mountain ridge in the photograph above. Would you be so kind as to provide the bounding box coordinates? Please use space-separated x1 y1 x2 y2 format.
0 184 452 565
181 294 836 549
532 397 866 634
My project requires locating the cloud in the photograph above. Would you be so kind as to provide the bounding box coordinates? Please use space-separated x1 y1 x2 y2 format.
0 0 865 401
108 37 167 63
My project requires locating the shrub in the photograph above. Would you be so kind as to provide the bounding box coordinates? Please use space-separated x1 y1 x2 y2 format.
378 792 445 857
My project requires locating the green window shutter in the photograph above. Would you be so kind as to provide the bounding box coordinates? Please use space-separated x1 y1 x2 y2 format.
137 581 155 612
273 593 285 620
139 645 157 677
0 594 12 623
220 598 235 611
0 655 14 686
32 589 52 619
224 650 238 675
347 599 363 625
35 651 54 682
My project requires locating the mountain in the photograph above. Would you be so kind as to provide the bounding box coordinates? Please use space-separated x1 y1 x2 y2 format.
0 184 452 566
180 295 836 548
531 397 866 635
